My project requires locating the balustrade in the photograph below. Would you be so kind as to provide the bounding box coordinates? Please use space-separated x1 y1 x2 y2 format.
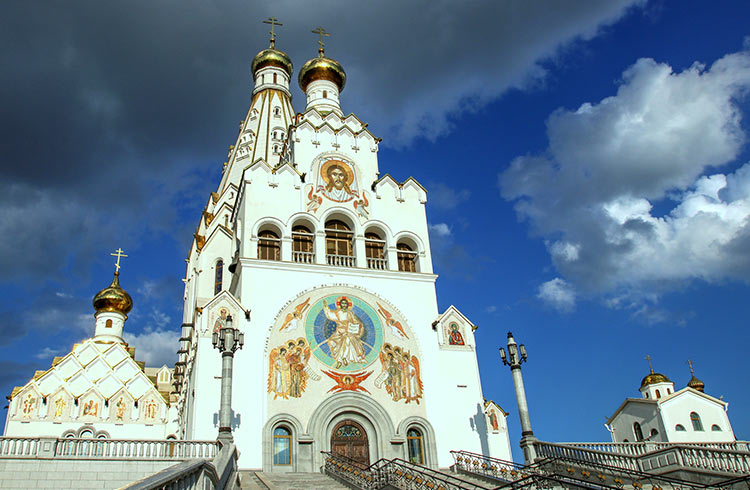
0 437 39 457
366 257 388 270
292 251 314 264
326 254 355 267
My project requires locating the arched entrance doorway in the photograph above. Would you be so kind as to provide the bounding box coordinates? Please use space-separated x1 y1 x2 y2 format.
331 419 370 466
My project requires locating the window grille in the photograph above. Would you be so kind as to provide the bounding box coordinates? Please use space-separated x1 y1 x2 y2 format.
258 230 281 261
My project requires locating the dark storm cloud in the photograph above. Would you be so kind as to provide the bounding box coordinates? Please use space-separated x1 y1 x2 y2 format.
0 0 645 283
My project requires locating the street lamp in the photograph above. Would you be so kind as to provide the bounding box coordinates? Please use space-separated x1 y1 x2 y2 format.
499 331 536 464
212 315 244 444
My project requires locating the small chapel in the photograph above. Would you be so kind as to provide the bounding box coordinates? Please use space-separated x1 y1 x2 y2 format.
173 28 512 470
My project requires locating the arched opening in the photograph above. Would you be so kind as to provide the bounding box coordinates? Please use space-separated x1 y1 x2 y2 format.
273 73 278 84
655 389 661 399
273 426 292 465
407 428 425 464
292 224 314 263
105 319 112 328
633 422 644 442
712 424 722 431
258 230 281 261
331 419 369 467
325 219 354 267
365 231 386 269
323 90 328 99
214 259 223 295
397 242 417 272
650 428 659 438
675 424 686 431
690 412 703 431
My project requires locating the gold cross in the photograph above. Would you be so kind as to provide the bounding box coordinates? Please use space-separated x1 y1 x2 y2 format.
263 17 282 47
110 248 128 274
687 359 695 374
312 26 330 52
645 354 654 373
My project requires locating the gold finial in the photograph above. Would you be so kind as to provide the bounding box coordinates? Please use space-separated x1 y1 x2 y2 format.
263 17 283 49
688 359 695 374
312 26 330 56
645 354 654 374
110 248 128 275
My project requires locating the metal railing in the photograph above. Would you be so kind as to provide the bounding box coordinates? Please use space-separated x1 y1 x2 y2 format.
292 250 315 263
322 451 492 490
326 253 355 267
561 441 750 456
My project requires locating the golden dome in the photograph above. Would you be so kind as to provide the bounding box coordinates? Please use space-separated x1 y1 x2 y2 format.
93 273 133 315
251 46 293 77
688 375 705 392
298 49 346 92
640 371 671 389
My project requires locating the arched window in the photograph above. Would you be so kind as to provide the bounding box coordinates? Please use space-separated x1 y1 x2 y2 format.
666 388 671 394
365 231 386 269
273 73 277 84
690 412 703 431
105 319 113 328
645 392 650 398
274 107 281 117
325 220 354 267
397 242 417 272
675 424 686 431
633 422 644 442
655 389 661 399
712 424 722 431
273 426 292 465
258 230 281 261
323 90 328 99
214 260 223 295
407 428 424 464
650 428 659 438
292 225 314 263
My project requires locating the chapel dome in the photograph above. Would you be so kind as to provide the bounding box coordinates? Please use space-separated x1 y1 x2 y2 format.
251 46 293 77
688 374 705 392
93 273 133 315
640 371 671 389
298 49 346 92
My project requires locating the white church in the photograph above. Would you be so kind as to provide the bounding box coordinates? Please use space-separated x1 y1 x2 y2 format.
3 32 513 471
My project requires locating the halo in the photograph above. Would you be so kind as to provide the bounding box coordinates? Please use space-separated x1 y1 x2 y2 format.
320 159 354 187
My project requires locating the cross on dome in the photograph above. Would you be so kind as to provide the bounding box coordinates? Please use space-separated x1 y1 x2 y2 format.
312 26 330 55
645 354 654 373
110 248 128 274
263 17 283 48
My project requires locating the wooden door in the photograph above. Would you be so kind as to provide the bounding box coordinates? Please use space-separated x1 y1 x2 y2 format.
330 419 370 467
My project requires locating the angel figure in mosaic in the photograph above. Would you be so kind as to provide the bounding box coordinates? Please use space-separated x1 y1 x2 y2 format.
286 339 312 398
280 297 311 333
377 302 408 339
402 352 423 404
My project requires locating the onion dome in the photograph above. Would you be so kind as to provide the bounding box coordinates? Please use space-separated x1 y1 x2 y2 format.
640 370 671 389
688 374 705 392
251 43 293 78
93 272 133 315
298 48 346 92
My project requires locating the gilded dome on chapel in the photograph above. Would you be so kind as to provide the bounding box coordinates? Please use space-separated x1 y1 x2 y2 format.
93 273 133 315
688 374 705 392
298 50 346 92
640 371 671 389
251 46 293 77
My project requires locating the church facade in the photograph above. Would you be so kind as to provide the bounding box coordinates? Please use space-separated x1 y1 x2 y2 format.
174 34 511 470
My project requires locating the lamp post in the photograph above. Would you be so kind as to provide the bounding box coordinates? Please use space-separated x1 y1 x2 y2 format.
499 331 537 464
212 315 244 445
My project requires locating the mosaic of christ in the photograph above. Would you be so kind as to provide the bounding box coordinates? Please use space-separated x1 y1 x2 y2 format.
317 159 359 203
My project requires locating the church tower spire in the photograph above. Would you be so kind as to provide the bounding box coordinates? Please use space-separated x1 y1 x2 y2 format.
218 18 295 193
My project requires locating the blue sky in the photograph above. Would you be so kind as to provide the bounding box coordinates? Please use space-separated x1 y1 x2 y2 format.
1 0 749 458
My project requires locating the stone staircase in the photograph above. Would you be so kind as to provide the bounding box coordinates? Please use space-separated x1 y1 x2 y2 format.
239 471 350 489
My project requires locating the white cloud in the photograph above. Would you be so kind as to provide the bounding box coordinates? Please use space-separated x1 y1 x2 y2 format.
428 182 472 210
428 223 452 237
124 327 177 367
537 278 576 312
501 48 750 309
35 346 68 360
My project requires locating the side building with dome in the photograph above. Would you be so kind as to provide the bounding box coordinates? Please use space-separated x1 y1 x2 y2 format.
173 34 512 471
3 272 178 441
606 362 736 444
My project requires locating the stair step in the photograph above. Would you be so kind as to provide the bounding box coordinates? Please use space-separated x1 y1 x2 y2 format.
240 471 349 490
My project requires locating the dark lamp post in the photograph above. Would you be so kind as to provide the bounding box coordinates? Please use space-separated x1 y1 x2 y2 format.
499 331 537 464
213 315 243 444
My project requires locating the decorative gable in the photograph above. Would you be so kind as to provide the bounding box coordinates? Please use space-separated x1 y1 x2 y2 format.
434 305 476 349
